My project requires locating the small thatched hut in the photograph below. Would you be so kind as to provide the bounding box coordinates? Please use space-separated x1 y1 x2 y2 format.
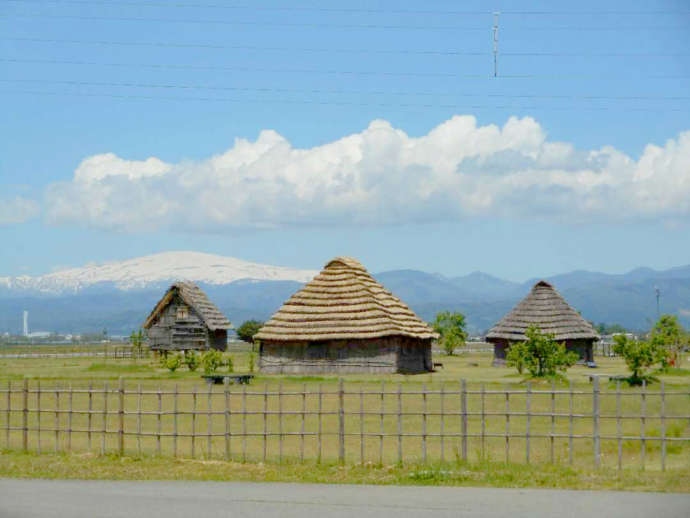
143 282 231 352
486 280 599 366
255 257 438 374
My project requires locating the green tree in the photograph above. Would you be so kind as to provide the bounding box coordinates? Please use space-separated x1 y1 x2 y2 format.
200 349 224 375
506 325 578 377
183 350 199 372
432 311 468 356
612 334 665 385
163 353 182 373
650 315 685 369
236 320 264 344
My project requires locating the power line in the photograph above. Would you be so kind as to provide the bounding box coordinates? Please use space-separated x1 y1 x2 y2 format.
5 0 689 16
6 37 686 58
0 13 684 31
3 78 687 102
0 13 486 30
3 58 688 79
1 87 686 111
0 37 488 56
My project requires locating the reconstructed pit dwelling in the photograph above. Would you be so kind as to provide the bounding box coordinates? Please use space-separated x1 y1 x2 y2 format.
143 282 231 352
486 280 600 365
255 257 438 374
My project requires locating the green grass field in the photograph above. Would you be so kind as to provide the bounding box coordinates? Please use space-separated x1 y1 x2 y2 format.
1 350 688 490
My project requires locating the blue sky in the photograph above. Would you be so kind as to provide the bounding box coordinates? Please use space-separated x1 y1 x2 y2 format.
1 0 689 281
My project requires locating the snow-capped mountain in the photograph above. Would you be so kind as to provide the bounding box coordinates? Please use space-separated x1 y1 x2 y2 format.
0 251 319 294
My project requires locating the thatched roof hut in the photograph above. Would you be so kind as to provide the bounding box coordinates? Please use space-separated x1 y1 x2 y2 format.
486 280 600 365
143 282 231 351
255 256 438 373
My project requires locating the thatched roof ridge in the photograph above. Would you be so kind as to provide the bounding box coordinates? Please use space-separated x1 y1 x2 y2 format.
486 280 599 342
143 281 231 331
255 257 438 341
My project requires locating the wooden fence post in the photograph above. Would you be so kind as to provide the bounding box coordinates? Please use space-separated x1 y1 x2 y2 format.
136 384 142 456
87 382 93 451
550 379 555 463
379 381 384 465
422 383 427 464
569 379 574 465
593 376 600 468
5 380 10 449
338 378 345 464
397 383 402 464
440 382 445 462
278 381 283 463
641 380 646 470
661 381 666 472
318 383 323 463
67 383 73 453
359 384 364 465
118 378 125 456
207 383 213 459
101 381 107 455
480 382 486 461
616 379 622 471
191 385 196 459
55 382 60 453
173 384 179 458
36 380 41 454
461 379 467 462
223 379 230 461
263 382 268 462
22 378 28 452
302 383 307 463
242 384 247 462
505 386 510 463
526 381 531 464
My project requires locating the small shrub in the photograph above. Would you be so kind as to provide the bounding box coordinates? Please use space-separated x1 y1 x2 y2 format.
164 353 182 373
506 342 528 374
200 349 224 375
225 355 234 373
248 352 255 373
183 351 199 372
613 334 666 385
506 326 578 377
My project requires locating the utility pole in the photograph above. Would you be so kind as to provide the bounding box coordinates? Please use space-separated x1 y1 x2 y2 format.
655 286 661 320
492 12 500 77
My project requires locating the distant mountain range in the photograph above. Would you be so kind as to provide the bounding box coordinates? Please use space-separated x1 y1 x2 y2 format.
1 252 689 335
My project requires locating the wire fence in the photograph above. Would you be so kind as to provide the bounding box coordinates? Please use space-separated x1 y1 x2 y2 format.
2 378 689 470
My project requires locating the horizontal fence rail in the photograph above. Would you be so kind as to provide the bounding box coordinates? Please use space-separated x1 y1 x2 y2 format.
1 378 689 470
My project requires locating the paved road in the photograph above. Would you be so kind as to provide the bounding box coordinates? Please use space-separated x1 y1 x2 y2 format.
1 479 688 518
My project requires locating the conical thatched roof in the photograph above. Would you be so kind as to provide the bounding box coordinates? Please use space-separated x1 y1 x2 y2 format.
486 280 599 342
143 281 231 331
255 257 438 342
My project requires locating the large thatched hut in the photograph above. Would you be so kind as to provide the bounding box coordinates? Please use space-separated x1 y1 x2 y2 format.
255 257 438 374
143 282 231 352
486 280 599 366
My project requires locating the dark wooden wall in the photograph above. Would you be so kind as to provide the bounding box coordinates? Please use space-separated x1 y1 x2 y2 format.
145 294 221 351
259 336 432 374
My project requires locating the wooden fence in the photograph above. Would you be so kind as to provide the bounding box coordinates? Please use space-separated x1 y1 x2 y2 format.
0 346 149 360
2 378 689 470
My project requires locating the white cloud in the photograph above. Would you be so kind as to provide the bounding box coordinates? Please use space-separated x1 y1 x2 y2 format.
0 196 40 225
44 115 690 231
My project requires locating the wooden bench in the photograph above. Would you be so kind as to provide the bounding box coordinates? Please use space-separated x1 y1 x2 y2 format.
588 374 627 383
433 362 444 370
202 374 254 385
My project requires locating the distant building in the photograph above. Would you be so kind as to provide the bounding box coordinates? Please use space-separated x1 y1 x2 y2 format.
143 282 232 352
486 280 600 366
256 256 438 374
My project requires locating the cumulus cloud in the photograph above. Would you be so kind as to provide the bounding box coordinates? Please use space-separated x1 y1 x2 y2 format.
0 196 40 225
44 115 690 231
